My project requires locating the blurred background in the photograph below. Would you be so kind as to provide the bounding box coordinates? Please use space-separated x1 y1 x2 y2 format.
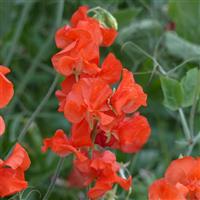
0 0 200 199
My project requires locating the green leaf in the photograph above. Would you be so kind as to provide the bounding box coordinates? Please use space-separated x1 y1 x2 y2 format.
169 0 200 44
113 7 141 28
181 68 200 107
160 76 183 110
165 32 200 61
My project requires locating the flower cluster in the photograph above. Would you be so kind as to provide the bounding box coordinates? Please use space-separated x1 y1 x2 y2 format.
0 65 31 197
42 6 151 199
149 156 200 200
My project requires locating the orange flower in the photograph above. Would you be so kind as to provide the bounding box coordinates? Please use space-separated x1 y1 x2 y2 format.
149 178 187 200
0 144 31 198
95 114 151 153
70 150 132 199
51 40 99 77
70 6 117 47
149 156 200 200
64 77 113 125
43 5 151 199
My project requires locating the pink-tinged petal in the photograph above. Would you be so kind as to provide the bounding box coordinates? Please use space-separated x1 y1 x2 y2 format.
0 116 5 136
164 156 196 185
99 53 122 84
0 65 11 75
148 178 187 200
67 167 89 188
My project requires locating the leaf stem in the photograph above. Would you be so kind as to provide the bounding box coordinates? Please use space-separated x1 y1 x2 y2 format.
17 74 59 142
178 108 192 142
42 158 65 200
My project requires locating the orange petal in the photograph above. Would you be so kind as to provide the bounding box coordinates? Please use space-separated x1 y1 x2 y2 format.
117 115 151 153
111 69 146 115
42 129 86 161
0 168 28 198
99 53 122 84
148 178 187 200
100 27 118 47
64 83 86 123
0 65 10 75
0 73 14 109
4 143 31 171
88 181 112 199
165 156 196 185
70 6 89 27
71 119 92 147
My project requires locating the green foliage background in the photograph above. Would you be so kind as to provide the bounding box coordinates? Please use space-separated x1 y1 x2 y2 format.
0 0 200 199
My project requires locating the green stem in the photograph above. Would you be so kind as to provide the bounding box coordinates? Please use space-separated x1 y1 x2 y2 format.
187 131 200 155
4 73 59 159
178 108 192 142
189 70 200 138
17 74 59 142
42 158 65 200
4 1 34 66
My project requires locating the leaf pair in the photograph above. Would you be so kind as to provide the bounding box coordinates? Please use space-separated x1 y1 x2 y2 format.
160 68 200 110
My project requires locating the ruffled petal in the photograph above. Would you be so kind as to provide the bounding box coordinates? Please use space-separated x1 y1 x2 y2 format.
148 178 187 200
99 53 122 84
4 143 31 171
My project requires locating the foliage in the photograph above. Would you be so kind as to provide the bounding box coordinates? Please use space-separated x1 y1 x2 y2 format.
0 0 200 199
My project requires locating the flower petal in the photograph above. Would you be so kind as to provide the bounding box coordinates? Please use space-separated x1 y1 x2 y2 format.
0 116 5 136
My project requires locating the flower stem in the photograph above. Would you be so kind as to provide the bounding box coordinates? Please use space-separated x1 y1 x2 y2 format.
42 158 65 200
4 73 59 159
17 73 59 142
